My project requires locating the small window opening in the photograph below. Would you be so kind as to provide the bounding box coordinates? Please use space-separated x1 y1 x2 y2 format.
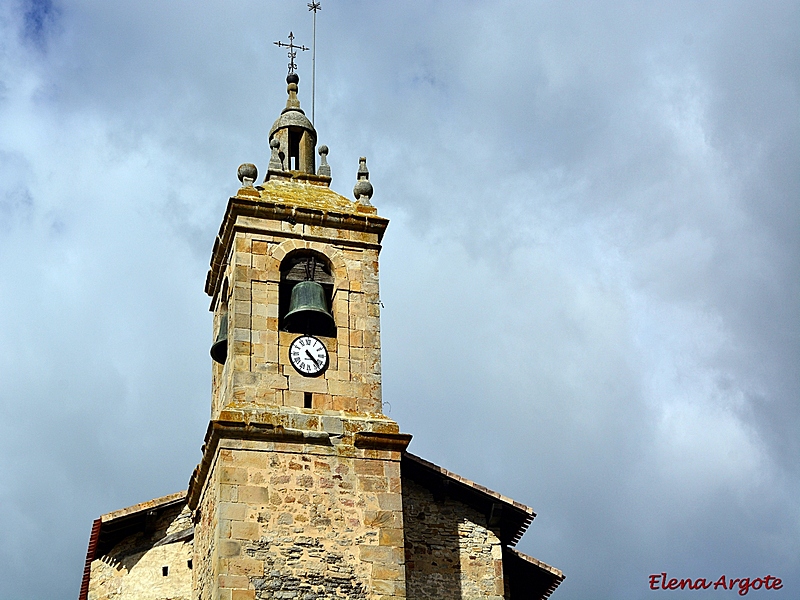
187 559 193 570
162 566 169 577
288 129 301 171
304 392 313 409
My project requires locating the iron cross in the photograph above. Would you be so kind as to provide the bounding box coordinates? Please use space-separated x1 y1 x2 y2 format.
274 31 309 75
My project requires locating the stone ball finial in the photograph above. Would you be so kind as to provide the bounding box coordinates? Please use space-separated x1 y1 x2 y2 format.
285 75 300 108
237 163 258 187
353 156 373 204
317 145 331 177
268 138 283 172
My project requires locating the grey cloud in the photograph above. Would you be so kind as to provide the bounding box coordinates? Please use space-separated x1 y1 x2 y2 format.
0 1 796 598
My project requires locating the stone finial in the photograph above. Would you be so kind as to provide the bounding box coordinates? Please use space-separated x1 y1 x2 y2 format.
268 138 283 171
285 73 301 110
237 163 257 187
317 145 331 177
353 157 373 204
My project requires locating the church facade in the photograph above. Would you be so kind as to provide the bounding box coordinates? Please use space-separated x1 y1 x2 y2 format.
79 72 564 600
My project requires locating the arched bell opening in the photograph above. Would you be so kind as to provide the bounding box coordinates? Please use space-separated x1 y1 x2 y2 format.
279 250 335 337
270 126 316 173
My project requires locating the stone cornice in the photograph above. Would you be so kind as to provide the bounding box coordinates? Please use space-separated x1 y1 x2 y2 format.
186 419 411 510
354 431 414 452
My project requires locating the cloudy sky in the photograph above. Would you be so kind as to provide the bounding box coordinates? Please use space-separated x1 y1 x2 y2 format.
0 0 797 598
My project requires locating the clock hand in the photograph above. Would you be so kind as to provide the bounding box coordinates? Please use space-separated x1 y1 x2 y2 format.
305 349 321 367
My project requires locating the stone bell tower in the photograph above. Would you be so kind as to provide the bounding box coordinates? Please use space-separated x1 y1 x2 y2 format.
187 73 411 599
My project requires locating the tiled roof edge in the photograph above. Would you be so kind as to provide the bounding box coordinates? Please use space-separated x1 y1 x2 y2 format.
403 452 536 516
100 490 187 523
78 518 101 600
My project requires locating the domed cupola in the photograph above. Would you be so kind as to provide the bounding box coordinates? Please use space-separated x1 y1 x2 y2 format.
268 73 318 174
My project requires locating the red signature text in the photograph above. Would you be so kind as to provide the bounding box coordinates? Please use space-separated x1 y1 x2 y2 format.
649 573 783 595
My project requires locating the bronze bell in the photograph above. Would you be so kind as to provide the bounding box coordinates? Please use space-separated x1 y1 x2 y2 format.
284 280 334 334
210 311 228 364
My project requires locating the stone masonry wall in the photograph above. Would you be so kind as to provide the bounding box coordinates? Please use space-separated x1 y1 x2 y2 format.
402 479 504 600
196 436 406 600
88 505 193 600
211 222 383 420
194 458 220 600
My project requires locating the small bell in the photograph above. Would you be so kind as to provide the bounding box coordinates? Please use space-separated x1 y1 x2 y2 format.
210 311 228 364
284 280 334 334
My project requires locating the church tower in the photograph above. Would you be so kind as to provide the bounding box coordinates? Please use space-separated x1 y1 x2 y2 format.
79 64 564 600
187 73 411 599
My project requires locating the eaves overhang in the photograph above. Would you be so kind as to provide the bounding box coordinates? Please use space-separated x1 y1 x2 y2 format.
401 452 536 547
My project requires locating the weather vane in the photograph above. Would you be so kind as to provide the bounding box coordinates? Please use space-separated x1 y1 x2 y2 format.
308 2 322 123
273 31 309 75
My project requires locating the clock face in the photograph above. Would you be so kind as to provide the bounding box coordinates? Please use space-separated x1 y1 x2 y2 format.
289 335 329 377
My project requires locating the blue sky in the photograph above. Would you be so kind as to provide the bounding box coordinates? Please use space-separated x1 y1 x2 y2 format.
0 1 797 598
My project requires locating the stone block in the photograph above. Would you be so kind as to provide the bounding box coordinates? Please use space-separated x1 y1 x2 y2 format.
220 484 238 502
350 299 367 317
218 575 249 589
232 354 250 371
355 460 384 476
238 486 270 505
218 540 241 558
283 390 304 408
359 476 388 492
384 462 400 479
295 474 314 488
281 221 303 235
364 330 380 348
357 397 381 413
219 502 247 521
388 476 402 494
372 579 398 596
377 493 402 511
327 379 355 397
359 545 393 564
364 510 400 528
220 467 248 485
230 520 260 540
320 415 343 434
290 413 320 430
349 330 364 348
288 375 328 393
260 372 289 390
379 527 404 547
227 556 264 576
350 360 364 374
234 236 250 252
331 396 356 411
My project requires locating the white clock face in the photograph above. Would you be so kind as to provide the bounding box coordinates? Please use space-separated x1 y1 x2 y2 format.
289 335 329 377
